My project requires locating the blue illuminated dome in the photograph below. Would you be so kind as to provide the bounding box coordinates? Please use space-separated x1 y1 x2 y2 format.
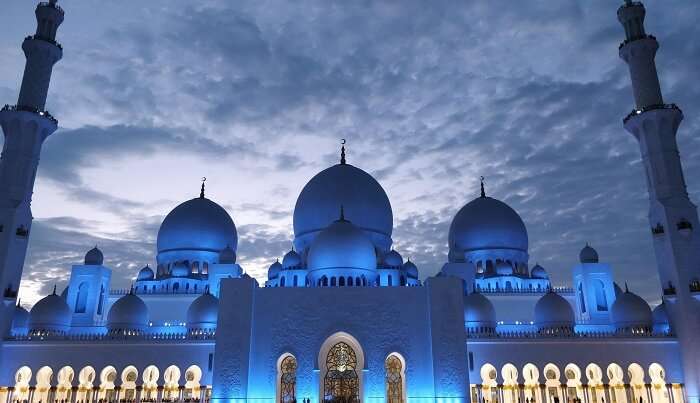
282 250 302 269
611 289 652 330
495 261 514 276
267 260 282 280
531 264 548 279
534 291 574 330
84 246 103 266
448 195 528 264
307 213 378 284
652 302 670 333
137 265 154 281
107 291 149 332
293 162 393 254
157 195 237 266
28 289 71 334
383 250 403 268
187 292 219 331
404 259 419 279
464 292 496 330
12 304 29 334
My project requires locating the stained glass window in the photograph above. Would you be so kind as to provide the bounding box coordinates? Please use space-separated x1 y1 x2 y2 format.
280 355 297 403
324 342 359 403
385 355 403 403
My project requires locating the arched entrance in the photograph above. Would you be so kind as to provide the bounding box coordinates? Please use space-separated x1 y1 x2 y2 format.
323 342 359 403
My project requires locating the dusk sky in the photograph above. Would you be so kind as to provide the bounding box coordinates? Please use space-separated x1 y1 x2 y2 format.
1 0 699 307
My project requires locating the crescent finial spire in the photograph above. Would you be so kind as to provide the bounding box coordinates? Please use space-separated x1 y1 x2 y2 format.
200 177 206 198
480 176 486 198
340 139 346 165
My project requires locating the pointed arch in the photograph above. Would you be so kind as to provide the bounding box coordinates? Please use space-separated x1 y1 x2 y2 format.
163 365 181 400
276 353 297 403
385 353 406 403
318 332 365 403
184 365 202 400
13 367 32 402
75 282 89 313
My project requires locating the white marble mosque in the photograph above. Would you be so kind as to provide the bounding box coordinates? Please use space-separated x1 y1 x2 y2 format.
0 2 699 403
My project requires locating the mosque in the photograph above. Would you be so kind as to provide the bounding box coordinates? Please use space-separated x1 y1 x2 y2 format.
0 2 699 403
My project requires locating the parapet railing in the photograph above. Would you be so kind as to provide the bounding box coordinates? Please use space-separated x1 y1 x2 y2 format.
623 103 681 124
8 331 216 343
467 329 674 340
1 104 58 125
476 287 574 295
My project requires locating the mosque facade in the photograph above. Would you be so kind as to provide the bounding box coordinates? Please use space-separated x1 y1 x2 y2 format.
0 2 699 403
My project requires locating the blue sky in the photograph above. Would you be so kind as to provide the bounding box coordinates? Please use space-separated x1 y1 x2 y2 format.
1 0 699 306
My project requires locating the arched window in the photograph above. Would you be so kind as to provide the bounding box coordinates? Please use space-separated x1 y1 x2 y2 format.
174 283 180 292
594 280 608 311
324 342 359 403
339 277 345 286
281 277 286 287
293 276 298 287
323 277 328 287
278 355 297 403
385 355 404 403
348 277 354 286
75 282 89 313
578 283 586 313
331 277 337 287
388 275 393 286
400 276 406 286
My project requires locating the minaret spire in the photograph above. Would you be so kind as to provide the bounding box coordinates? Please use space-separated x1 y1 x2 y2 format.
619 2 700 400
200 177 206 198
340 139 346 165
480 176 486 198
0 0 65 340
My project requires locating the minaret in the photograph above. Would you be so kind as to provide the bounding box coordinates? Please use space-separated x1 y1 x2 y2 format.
0 0 64 336
618 2 700 402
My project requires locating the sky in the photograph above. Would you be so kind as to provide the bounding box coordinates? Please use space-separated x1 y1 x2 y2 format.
1 0 699 307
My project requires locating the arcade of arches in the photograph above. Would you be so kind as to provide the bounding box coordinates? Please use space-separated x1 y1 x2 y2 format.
0 364 207 403
474 363 683 403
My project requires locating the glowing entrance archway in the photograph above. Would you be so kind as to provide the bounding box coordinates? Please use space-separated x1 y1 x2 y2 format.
318 332 365 403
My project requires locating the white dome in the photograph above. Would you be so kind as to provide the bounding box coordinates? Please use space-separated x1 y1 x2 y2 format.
282 250 302 269
84 246 104 266
384 250 403 267
611 289 652 329
534 291 574 330
28 289 71 334
171 262 190 278
530 264 548 279
186 292 218 330
495 261 513 276
307 215 377 275
107 292 149 332
580 244 599 264
137 265 154 281
268 260 282 280
464 293 496 328
404 259 419 279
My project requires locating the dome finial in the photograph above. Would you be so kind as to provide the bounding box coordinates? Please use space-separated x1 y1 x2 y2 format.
480 176 486 198
200 177 207 198
340 139 347 165
625 282 629 293
339 204 346 221
51 284 57 295
129 284 135 294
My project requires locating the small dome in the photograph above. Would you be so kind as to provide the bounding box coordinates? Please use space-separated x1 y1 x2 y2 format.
28 289 71 333
307 216 377 274
268 260 282 280
530 264 548 279
404 259 419 279
186 292 219 330
495 261 513 276
464 292 496 328
652 303 669 326
611 289 652 330
384 250 403 267
580 244 599 264
534 291 574 330
282 250 302 269
171 262 190 278
12 304 30 332
137 265 154 281
219 245 237 264
107 292 149 332
449 196 528 258
85 246 104 266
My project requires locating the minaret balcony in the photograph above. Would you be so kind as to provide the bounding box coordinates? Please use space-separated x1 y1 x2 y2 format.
623 103 682 124
618 34 656 50
24 35 62 50
1 104 58 126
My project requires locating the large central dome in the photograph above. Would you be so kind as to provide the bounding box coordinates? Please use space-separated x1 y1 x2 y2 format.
157 195 237 267
293 162 393 253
